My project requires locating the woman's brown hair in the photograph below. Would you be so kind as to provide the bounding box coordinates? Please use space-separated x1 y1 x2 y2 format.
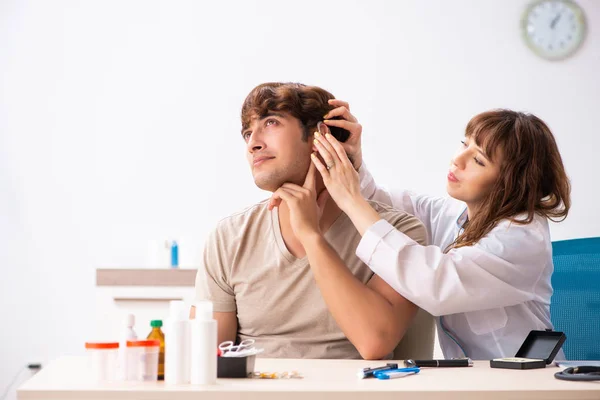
449 109 571 251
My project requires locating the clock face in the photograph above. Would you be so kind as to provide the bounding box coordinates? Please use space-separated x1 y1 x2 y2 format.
522 0 586 60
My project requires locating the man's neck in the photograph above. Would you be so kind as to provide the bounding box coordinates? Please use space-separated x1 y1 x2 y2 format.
277 190 343 259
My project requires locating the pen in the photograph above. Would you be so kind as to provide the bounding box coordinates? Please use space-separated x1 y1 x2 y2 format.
357 363 398 379
374 367 420 380
404 358 473 368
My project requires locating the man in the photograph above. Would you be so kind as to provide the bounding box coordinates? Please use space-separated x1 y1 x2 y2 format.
193 82 427 359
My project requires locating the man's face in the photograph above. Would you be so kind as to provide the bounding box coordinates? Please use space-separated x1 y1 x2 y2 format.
242 112 313 192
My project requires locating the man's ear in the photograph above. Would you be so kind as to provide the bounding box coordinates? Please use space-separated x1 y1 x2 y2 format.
317 121 330 135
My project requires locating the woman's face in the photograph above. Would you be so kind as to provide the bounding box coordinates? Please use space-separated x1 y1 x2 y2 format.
446 136 502 211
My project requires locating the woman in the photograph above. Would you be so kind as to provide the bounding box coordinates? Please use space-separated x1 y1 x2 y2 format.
273 101 571 360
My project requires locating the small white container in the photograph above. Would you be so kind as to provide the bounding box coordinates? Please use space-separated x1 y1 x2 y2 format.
85 342 119 382
190 301 217 385
118 313 138 381
126 340 160 381
165 301 191 384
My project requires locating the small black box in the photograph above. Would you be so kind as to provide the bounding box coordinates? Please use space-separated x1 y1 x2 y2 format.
490 330 566 370
217 355 256 378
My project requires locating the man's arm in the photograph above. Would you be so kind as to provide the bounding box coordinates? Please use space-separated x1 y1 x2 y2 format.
214 312 237 343
302 233 419 360
190 307 237 344
192 226 238 344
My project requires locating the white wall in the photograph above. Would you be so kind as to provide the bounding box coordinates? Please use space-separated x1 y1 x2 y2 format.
1 0 599 397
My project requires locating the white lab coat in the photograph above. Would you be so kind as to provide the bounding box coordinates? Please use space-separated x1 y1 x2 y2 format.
357 165 557 360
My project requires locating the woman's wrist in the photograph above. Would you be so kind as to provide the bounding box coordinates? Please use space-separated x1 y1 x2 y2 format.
345 197 382 236
338 191 366 215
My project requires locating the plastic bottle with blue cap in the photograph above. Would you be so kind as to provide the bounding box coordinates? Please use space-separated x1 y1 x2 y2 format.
170 240 179 268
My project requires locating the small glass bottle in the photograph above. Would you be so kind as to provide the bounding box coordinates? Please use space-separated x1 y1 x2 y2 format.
147 320 165 380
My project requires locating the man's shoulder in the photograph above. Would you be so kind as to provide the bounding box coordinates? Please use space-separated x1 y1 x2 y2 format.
366 199 417 221
201 200 273 278
366 200 428 245
366 199 402 214
213 199 271 235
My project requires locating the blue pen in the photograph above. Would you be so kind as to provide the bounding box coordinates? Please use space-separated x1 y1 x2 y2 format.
374 367 420 380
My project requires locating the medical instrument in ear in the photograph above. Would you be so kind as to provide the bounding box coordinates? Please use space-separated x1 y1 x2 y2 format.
317 120 350 142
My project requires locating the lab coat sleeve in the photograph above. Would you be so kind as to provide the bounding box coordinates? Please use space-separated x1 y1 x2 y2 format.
355 218 548 316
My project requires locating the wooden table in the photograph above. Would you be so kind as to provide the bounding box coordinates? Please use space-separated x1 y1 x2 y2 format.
17 356 600 400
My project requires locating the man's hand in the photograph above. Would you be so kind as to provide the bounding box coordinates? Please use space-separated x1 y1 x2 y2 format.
269 160 329 241
323 99 363 171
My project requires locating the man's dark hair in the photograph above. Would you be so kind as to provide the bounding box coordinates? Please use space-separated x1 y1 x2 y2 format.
241 82 349 142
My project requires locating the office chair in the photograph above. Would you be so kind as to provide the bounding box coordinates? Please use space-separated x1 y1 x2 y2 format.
551 237 600 360
393 308 435 360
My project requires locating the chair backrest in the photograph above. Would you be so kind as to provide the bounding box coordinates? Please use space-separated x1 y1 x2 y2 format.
393 308 435 359
551 237 600 360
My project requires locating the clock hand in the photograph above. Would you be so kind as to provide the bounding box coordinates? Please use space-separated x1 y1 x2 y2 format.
550 13 562 29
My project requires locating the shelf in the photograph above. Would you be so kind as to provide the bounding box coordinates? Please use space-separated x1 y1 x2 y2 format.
96 268 197 287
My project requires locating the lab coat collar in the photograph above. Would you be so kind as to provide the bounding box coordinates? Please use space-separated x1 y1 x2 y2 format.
456 207 468 231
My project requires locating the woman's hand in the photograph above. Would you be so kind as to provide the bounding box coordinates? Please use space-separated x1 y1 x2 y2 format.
312 132 383 236
324 99 363 171
269 161 330 242
311 131 363 214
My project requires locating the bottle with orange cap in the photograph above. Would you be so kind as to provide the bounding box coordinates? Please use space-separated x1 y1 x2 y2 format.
84 341 119 382
125 339 161 381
